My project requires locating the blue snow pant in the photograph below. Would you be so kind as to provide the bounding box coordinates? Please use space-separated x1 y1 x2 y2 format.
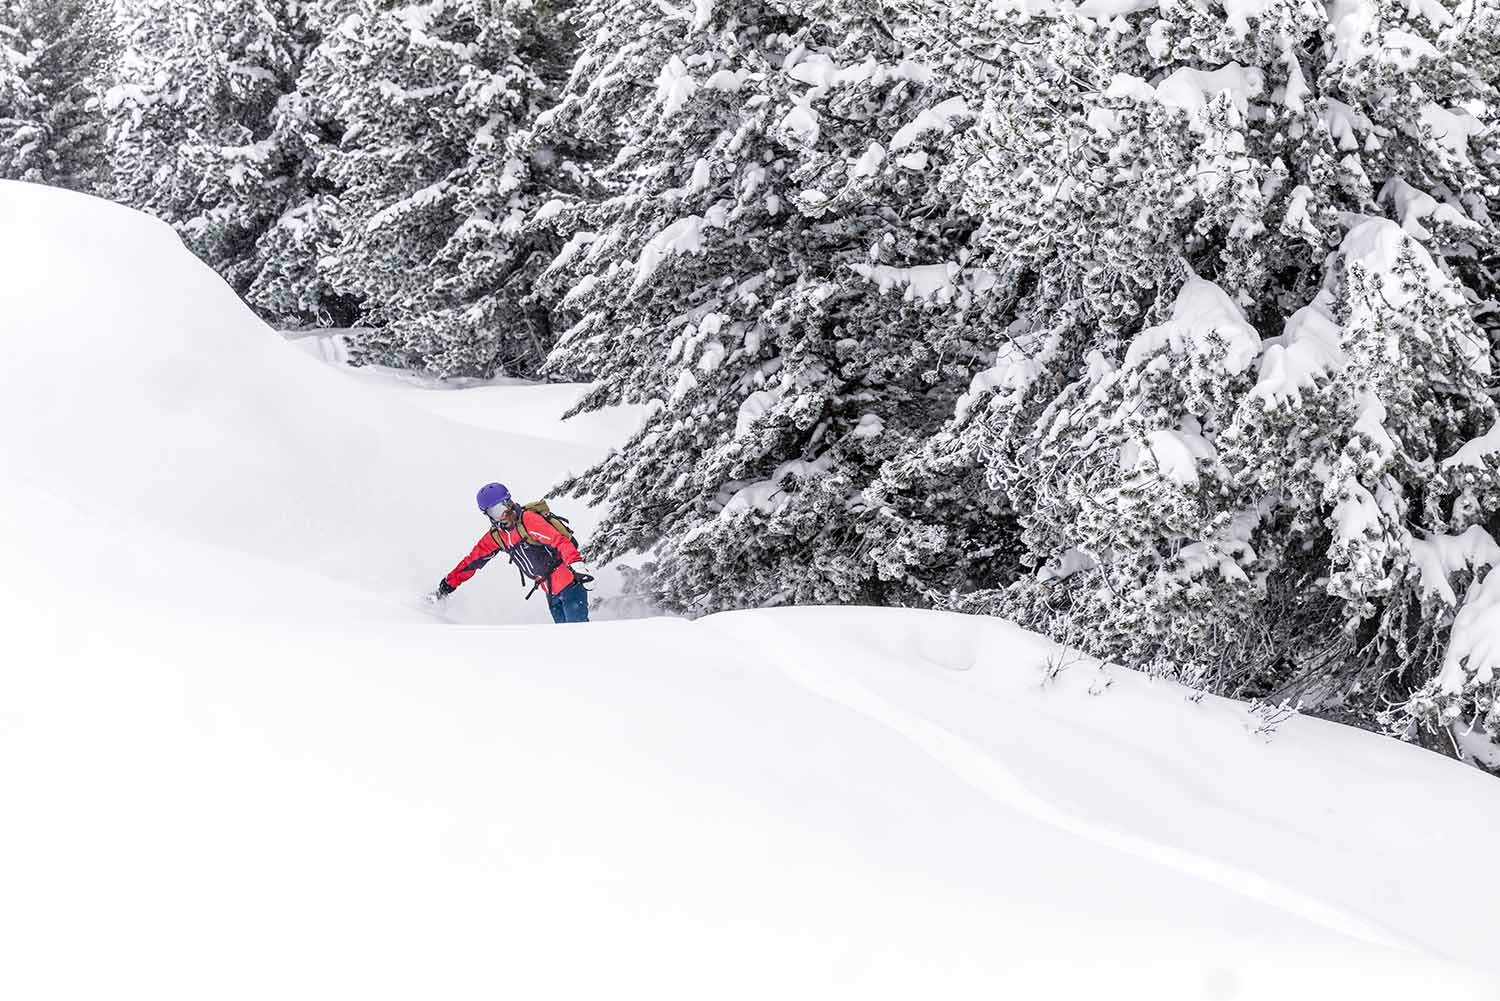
547 580 590 624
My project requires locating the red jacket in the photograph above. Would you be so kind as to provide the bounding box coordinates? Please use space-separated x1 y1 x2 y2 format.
444 510 584 596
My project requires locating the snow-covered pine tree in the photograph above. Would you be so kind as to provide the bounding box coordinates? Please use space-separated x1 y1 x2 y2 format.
0 0 119 192
242 75 354 327
108 0 349 326
304 0 571 377
873 0 1500 737
0 11 33 176
399 0 584 376
536 0 1000 613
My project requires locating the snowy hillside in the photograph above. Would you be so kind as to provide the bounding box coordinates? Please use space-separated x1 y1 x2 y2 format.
4 184 1500 999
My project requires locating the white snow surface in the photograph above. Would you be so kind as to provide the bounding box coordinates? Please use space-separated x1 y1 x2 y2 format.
633 205 727 288
1103 63 1263 132
889 96 970 151
1442 568 1500 695
1418 103 1484 166
1251 290 1346 406
1128 427 1219 486
1407 526 1500 606
1446 418 1500 469
654 54 697 120
5 184 1500 999
1124 277 1260 376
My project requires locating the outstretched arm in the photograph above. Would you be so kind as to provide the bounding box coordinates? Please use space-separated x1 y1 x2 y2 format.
441 531 503 592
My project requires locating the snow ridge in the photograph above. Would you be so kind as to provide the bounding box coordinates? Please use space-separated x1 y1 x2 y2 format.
715 612 1413 954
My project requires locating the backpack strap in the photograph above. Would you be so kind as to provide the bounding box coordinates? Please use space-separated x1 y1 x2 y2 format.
519 502 579 546
491 524 531 589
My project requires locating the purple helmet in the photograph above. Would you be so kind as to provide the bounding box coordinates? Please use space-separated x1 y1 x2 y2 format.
476 482 512 513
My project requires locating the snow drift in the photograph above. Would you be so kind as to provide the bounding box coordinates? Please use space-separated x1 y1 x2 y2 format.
4 183 1500 999
0 182 611 624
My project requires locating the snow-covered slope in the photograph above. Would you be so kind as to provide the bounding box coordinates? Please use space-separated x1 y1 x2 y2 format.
0 183 623 625
3 182 1500 999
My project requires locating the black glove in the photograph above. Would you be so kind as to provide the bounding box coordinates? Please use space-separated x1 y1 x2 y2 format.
573 572 595 587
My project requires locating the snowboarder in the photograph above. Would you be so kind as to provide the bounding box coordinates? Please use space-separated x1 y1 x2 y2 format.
431 482 593 623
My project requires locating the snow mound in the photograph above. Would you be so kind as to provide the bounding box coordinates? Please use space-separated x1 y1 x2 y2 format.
1124 276 1261 375
0 181 605 622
